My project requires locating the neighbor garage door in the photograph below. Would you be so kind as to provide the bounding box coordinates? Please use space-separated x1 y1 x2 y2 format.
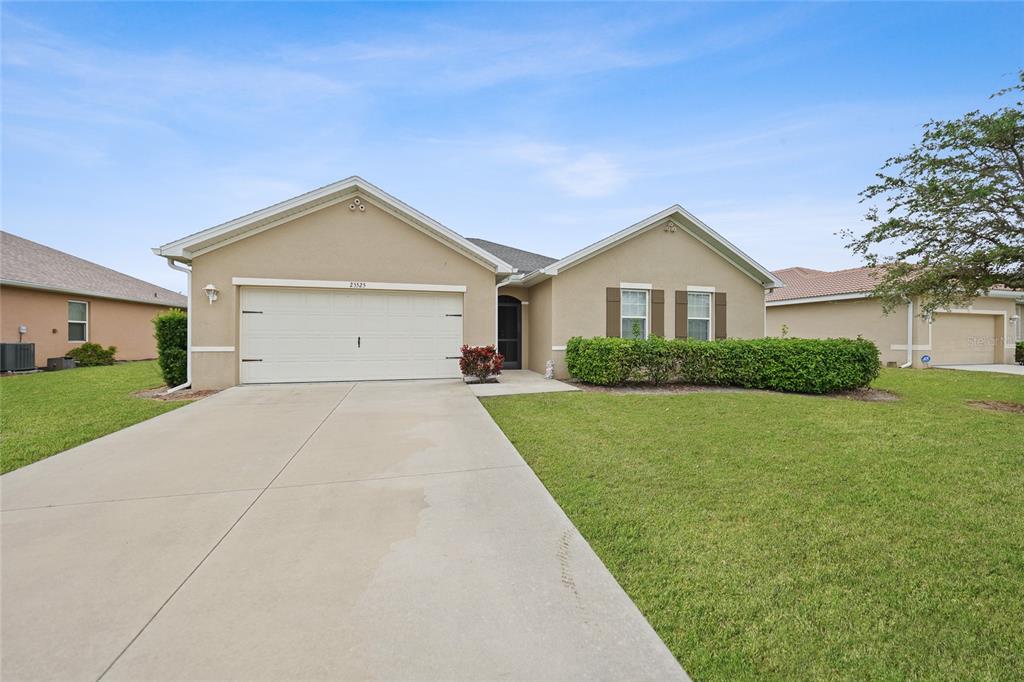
930 313 997 365
239 287 463 383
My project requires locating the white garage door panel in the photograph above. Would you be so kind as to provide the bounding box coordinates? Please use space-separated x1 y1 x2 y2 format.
931 313 997 365
240 287 463 383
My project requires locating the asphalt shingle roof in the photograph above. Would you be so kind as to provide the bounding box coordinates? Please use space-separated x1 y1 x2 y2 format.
1 231 186 306
466 238 558 274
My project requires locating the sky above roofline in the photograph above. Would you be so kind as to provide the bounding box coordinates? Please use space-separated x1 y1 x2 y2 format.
3 2 1022 293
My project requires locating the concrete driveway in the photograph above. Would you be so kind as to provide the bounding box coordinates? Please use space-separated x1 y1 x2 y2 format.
933 363 1024 375
1 380 685 681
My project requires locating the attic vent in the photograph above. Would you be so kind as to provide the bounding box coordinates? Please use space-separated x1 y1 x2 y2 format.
663 220 679 233
349 197 365 212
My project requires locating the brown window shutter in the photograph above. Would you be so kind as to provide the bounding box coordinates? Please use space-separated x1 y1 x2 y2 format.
606 287 621 337
715 292 727 339
674 291 687 338
651 289 665 336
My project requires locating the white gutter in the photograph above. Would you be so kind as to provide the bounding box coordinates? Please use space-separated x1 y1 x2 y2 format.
164 258 192 393
900 298 914 368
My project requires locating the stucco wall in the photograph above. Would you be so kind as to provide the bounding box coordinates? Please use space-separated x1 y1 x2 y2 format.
551 219 766 343
538 217 767 378
526 279 553 374
766 295 1018 366
0 285 174 365
188 198 498 389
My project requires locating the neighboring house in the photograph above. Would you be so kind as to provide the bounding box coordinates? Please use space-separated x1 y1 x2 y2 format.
153 176 782 389
1 231 186 366
766 266 1023 367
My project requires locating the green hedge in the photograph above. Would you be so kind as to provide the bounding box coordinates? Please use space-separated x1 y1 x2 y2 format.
66 342 117 366
565 336 881 394
153 308 188 387
1016 341 1023 365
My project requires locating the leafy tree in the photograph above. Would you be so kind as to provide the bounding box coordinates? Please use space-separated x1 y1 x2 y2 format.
844 70 1024 314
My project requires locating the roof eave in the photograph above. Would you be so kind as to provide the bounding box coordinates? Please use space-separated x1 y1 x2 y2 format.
1 278 185 307
539 205 779 288
154 176 515 274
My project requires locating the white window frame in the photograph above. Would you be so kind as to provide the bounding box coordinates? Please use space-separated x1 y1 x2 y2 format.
68 300 89 343
687 291 713 341
620 288 649 339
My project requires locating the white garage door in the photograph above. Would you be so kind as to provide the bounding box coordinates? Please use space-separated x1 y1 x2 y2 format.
239 287 463 383
931 313 997 365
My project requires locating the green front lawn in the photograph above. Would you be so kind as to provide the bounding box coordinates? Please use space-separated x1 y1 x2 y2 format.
484 369 1024 680
1 361 190 474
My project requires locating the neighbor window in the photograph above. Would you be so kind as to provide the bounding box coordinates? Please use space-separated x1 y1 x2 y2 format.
68 301 88 342
620 289 649 339
687 292 711 340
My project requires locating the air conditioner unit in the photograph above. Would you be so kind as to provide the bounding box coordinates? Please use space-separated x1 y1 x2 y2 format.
0 343 36 372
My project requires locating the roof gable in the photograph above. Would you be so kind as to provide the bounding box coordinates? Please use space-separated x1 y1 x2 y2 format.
154 177 515 274
520 206 782 288
1 231 186 306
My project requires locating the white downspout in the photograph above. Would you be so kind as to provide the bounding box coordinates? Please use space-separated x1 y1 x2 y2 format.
900 298 914 368
164 258 192 393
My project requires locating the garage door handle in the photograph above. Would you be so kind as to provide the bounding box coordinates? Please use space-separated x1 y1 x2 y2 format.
445 314 462 317
241 358 262 362
241 310 263 314
357 336 361 348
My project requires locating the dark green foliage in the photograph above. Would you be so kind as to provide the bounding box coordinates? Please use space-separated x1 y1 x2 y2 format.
844 71 1023 314
565 336 881 394
65 342 117 366
153 308 188 387
1017 341 1023 365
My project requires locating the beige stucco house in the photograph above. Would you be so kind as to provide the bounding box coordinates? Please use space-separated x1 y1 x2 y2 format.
766 266 1023 367
154 177 782 389
1 231 186 367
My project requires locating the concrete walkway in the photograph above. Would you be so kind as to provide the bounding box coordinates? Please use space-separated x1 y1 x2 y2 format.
934 363 1024 376
1 380 685 681
467 369 580 397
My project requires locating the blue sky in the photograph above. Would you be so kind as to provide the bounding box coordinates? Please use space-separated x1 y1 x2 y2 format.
3 2 1022 293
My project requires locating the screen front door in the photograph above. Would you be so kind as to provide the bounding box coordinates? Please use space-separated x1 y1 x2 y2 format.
497 295 522 369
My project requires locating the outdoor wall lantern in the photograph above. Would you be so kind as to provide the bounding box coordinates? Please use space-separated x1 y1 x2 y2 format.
203 283 219 305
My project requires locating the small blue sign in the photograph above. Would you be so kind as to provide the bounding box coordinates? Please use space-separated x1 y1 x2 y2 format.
921 355 931 364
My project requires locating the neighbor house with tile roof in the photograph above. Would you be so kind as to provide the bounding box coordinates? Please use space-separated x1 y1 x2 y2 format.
1 231 186 367
766 265 1023 367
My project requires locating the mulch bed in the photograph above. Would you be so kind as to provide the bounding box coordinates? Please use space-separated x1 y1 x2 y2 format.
133 387 220 401
967 400 1024 414
571 382 899 402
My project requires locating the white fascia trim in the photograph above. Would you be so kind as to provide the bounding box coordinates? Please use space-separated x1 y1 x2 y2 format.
687 285 716 292
551 345 567 351
541 206 782 288
766 292 874 307
1 279 185 308
983 289 1024 300
192 346 235 352
231 277 467 293
497 274 526 288
153 176 515 274
620 282 652 290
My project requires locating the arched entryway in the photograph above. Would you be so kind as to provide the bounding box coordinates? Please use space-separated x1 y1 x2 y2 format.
497 295 522 369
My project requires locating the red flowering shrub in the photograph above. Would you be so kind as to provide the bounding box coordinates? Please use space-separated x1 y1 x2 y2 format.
459 344 504 382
